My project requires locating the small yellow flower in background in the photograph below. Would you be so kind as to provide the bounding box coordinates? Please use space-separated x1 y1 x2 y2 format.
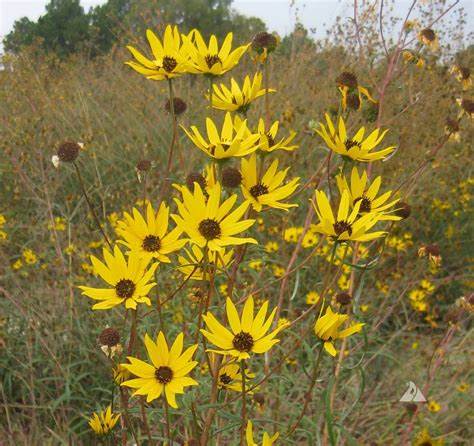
81 262 94 274
403 51 425 68
314 306 364 356
88 240 103 249
456 382 469 393
277 317 290 329
78 245 158 310
336 167 401 220
183 30 249 76
360 304 369 313
241 154 300 212
254 118 298 153
121 332 198 407
117 202 186 263
217 358 255 393
265 241 279 253
418 28 439 50
420 279 435 293
12 259 23 270
418 244 442 266
302 231 318 248
403 19 419 32
0 230 7 241
125 25 189 80
181 112 260 160
178 245 234 280
201 296 288 360
311 190 385 242
48 216 66 231
64 244 76 256
427 400 441 413
413 428 444 446
283 226 303 242
22 248 38 265
172 182 257 252
411 342 419 350
0 215 6 226
336 71 376 111
246 420 279 446
306 291 320 305
249 260 263 271
209 72 275 114
315 114 396 162
450 64 472 90
272 265 285 278
88 405 120 436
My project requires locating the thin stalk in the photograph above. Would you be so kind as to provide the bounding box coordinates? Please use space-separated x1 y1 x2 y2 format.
163 395 171 445
73 161 112 250
240 359 247 446
161 78 178 198
140 398 153 444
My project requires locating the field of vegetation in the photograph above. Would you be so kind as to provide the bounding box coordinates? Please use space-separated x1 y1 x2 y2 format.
0 0 472 445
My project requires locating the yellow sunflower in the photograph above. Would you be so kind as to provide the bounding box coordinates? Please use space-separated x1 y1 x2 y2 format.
116 202 186 262
183 30 249 76
177 245 234 280
450 65 472 90
174 164 218 197
88 405 120 436
413 428 444 446
256 118 298 152
315 114 396 162
209 72 275 114
241 153 300 212
403 51 425 69
314 306 364 356
246 420 279 446
125 25 189 80
336 71 376 111
311 189 386 242
201 296 288 360
336 167 401 220
172 182 257 252
121 332 198 408
181 112 260 159
79 245 158 310
418 28 439 51
217 357 255 393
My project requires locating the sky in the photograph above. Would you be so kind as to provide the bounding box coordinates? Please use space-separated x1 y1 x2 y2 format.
0 0 473 46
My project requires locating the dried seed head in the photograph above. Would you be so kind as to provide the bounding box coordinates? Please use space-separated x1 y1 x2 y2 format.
458 66 471 80
405 402 418 413
99 327 121 347
136 159 151 172
57 141 80 163
461 99 474 115
253 393 265 406
395 202 411 220
336 292 352 306
445 118 460 133
221 167 242 188
186 172 206 191
336 71 358 90
251 32 278 54
165 97 187 115
420 28 436 42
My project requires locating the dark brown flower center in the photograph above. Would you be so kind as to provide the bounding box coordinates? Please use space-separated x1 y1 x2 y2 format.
186 172 207 191
461 99 474 114
336 71 358 89
221 167 242 188
266 133 275 147
354 196 371 212
155 366 173 384
115 279 136 298
232 332 254 352
198 219 221 240
205 54 221 68
162 56 178 73
333 220 353 237
421 28 436 42
142 235 161 252
459 66 471 79
250 183 269 198
345 139 362 151
219 373 232 385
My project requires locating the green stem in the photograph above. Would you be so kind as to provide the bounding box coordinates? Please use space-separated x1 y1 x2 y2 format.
163 394 171 445
240 359 247 446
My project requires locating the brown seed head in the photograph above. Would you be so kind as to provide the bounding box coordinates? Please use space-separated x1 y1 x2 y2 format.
57 141 80 163
251 32 278 54
221 167 242 188
395 202 411 219
186 172 206 191
165 97 187 115
99 327 121 347
420 28 436 42
461 99 474 115
336 71 358 90
136 159 151 172
336 292 352 306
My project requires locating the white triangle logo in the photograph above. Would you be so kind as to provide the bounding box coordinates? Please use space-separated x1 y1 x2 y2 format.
399 381 426 402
